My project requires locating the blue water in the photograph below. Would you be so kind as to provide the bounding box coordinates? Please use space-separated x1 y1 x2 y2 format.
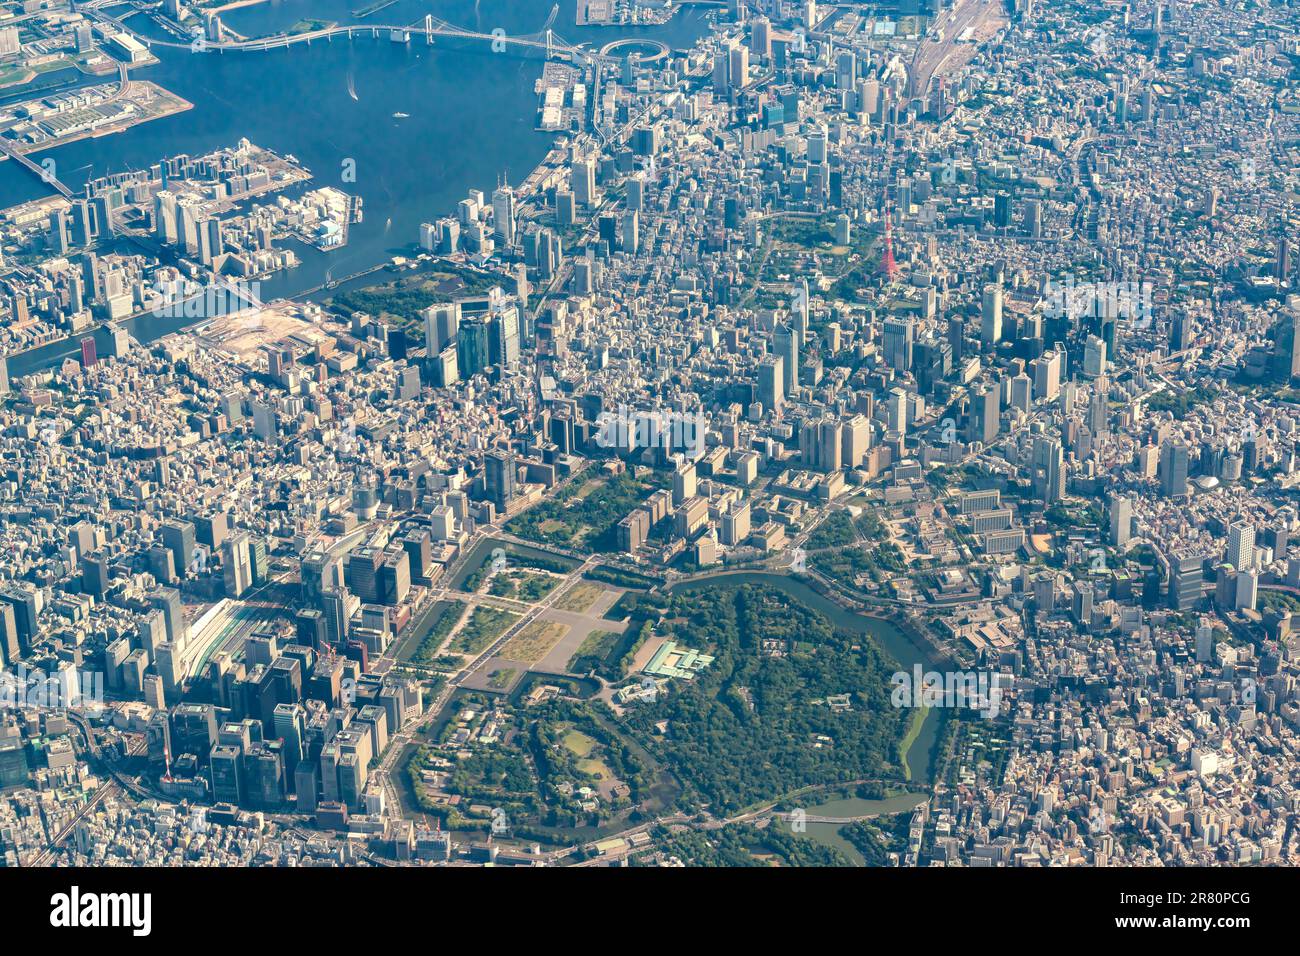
1 0 711 373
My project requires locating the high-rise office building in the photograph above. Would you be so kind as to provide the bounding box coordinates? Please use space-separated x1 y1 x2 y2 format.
223 533 253 598
160 520 196 579
491 185 516 245
81 552 110 597
210 743 243 804
729 44 750 90
882 318 914 373
1109 495 1132 548
1159 441 1190 498
773 323 800 395
484 451 517 512
147 587 186 650
1030 350 1062 402
758 356 784 414
1228 521 1255 572
571 158 597 207
1032 436 1065 503
750 16 771 56
1168 552 1204 611
971 386 1000 445
981 284 1003 350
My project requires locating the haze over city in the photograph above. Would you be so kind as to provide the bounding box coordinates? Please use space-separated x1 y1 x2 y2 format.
0 0 1288 920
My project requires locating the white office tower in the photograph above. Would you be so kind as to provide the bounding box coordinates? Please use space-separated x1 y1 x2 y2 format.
1108 495 1132 548
1227 521 1255 572
154 191 179 245
1011 374 1032 413
1031 350 1062 402
423 302 460 354
491 185 516 245
729 44 749 89
222 533 252 598
572 158 597 207
177 198 204 256
1083 334 1107 377
888 387 908 435
981 283 1003 349
1195 624 1213 662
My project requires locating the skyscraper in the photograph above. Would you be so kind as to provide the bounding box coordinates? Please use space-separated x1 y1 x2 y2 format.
882 318 914 373
971 385 1000 445
423 302 460 356
1108 495 1132 548
147 587 186 650
981 284 1003 350
1227 521 1255 572
887 388 908 436
491 185 516 245
728 44 749 90
773 323 800 395
571 158 597 207
223 533 253 598
1032 436 1065 503
160 520 196 580
1159 441 1190 498
750 16 771 57
758 356 784 414
1168 552 1204 611
622 210 640 256
484 450 517 512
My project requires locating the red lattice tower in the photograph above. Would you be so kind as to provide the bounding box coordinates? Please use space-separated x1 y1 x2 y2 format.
880 209 899 280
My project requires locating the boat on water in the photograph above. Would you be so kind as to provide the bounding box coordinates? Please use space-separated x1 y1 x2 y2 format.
392 112 409 118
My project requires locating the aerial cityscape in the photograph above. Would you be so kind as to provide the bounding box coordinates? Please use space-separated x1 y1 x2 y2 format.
0 0 1292 891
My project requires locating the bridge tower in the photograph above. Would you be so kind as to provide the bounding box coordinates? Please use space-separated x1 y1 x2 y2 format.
425 14 433 43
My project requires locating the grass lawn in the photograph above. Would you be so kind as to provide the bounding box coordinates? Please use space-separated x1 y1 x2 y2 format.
449 606 519 655
577 757 613 780
899 707 929 783
553 582 606 614
564 629 618 671
500 619 570 664
562 728 597 758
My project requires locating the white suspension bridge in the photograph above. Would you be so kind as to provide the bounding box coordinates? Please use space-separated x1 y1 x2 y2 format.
146 7 612 65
